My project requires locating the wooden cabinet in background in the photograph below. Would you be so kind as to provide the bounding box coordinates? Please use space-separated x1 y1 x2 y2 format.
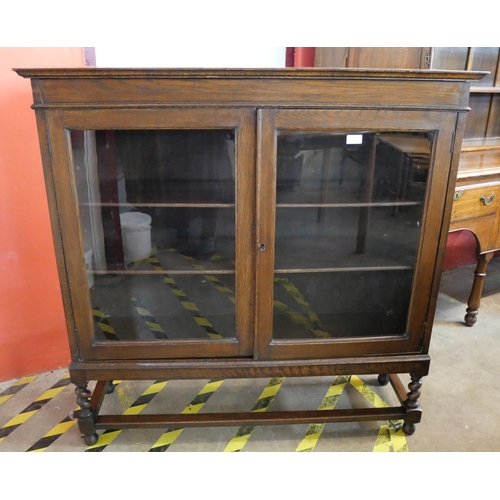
16 67 483 445
314 47 431 70
314 47 500 326
433 47 500 326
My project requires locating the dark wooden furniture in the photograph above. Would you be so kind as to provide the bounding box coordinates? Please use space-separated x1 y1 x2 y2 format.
433 48 500 326
314 47 432 70
314 48 500 327
449 145 500 325
16 68 484 445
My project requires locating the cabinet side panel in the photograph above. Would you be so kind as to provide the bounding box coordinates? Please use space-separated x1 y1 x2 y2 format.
46 112 95 358
34 110 79 361
422 112 468 353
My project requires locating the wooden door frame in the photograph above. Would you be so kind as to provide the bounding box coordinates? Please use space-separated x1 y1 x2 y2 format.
45 107 256 361
255 108 457 360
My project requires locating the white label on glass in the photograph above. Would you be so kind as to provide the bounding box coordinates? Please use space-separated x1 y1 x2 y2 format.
346 134 363 145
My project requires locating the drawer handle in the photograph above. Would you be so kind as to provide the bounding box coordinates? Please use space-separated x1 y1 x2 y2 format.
480 193 496 206
453 190 465 201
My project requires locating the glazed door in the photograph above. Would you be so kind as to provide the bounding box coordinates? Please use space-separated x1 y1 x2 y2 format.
255 108 457 360
49 108 255 360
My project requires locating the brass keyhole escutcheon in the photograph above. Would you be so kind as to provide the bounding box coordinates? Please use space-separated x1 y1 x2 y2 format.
480 193 496 206
259 244 266 252
453 190 464 201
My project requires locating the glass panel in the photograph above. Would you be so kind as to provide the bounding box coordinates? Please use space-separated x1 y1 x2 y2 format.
275 206 421 270
71 129 236 341
273 131 432 340
273 270 413 339
276 132 430 206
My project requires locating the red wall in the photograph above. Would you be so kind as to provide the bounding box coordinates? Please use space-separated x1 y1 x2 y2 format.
0 48 85 382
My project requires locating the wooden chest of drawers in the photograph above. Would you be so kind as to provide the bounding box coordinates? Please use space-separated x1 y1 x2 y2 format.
449 146 500 325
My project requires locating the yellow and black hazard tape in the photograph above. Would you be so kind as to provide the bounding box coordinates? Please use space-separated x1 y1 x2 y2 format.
373 422 408 453
26 413 77 452
92 308 119 341
0 374 71 443
349 375 408 452
86 379 169 452
295 375 351 452
176 251 321 335
131 297 168 339
178 252 329 340
273 299 331 338
0 375 38 407
149 378 224 452
169 249 320 335
386 422 408 452
223 377 285 452
140 250 325 341
274 277 322 329
181 254 236 304
26 380 122 452
203 274 236 303
148 257 222 340
373 425 392 452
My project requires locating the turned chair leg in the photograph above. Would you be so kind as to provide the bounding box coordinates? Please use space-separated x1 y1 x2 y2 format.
465 252 494 327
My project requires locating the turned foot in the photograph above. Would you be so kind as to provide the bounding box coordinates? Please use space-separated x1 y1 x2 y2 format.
402 422 416 435
378 374 389 386
84 432 99 446
464 252 493 327
464 309 478 327
403 373 423 435
75 383 97 445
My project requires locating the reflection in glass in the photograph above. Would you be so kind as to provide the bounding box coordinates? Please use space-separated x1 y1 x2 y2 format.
70 129 236 341
273 271 414 339
273 131 432 339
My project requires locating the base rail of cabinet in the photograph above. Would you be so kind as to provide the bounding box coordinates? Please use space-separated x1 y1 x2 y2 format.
73 371 424 446
93 406 408 428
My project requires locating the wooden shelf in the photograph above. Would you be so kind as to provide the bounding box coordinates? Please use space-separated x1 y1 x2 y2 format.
461 138 500 152
470 86 500 93
274 265 413 274
274 249 417 273
276 202 422 208
458 142 500 182
81 202 235 209
92 269 235 275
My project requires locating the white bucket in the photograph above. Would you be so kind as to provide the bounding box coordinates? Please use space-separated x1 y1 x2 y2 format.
120 212 152 264
84 248 94 289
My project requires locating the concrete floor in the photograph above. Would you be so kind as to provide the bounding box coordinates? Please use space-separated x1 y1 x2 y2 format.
0 258 499 452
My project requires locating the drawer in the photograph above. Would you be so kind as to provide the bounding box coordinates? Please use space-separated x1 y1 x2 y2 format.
451 183 500 222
